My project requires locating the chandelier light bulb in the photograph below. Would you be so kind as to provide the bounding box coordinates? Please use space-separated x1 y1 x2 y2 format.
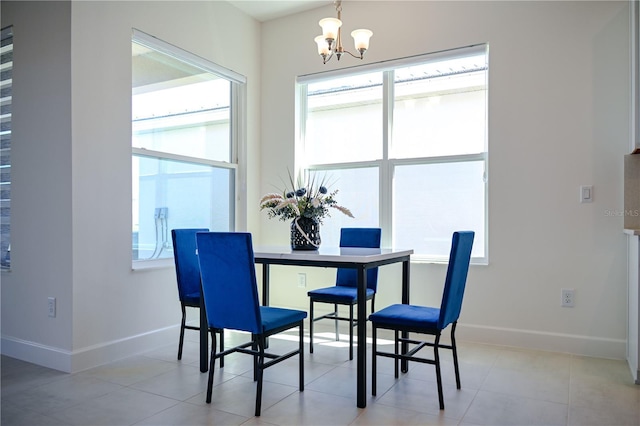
314 35 330 56
351 29 373 53
319 17 342 43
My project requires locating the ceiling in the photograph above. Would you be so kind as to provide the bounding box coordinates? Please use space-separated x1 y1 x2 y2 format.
226 0 330 22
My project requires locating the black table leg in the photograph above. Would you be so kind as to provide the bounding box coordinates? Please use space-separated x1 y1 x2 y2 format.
401 259 410 373
262 263 270 348
356 266 367 408
262 263 270 306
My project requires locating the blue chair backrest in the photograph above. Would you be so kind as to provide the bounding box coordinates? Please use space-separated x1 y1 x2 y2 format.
171 228 209 302
336 228 382 291
196 232 262 334
438 231 475 330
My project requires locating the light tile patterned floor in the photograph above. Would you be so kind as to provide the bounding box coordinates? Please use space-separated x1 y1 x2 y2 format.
2 322 640 425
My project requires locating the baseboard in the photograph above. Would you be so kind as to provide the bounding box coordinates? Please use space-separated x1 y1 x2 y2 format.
309 305 627 359
2 321 627 373
456 323 627 360
1 325 179 373
0 336 73 372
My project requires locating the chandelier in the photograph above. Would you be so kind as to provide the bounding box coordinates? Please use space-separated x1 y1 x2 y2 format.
314 1 373 64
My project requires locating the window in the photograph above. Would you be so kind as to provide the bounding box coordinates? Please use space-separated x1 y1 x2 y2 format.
132 30 245 262
1 26 12 270
299 45 488 262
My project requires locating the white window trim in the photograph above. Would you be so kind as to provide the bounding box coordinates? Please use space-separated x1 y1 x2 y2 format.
132 29 246 84
297 44 486 84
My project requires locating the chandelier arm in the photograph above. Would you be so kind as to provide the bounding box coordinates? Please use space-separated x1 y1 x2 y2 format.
342 49 363 60
323 50 335 64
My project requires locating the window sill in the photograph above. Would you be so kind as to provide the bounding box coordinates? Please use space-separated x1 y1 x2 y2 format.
132 258 174 271
411 256 488 266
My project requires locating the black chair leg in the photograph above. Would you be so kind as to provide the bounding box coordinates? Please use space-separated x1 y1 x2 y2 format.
219 329 225 368
178 305 187 360
334 304 339 341
394 330 399 378
451 322 460 389
206 329 217 403
252 336 258 381
299 320 305 391
255 337 265 417
372 325 377 396
349 304 354 361
309 300 314 354
434 334 444 410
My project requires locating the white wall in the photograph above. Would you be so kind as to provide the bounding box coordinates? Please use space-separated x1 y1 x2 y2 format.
1 0 262 372
0 0 630 373
258 1 631 359
0 0 74 368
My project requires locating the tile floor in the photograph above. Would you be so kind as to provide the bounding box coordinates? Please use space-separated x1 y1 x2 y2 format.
2 322 640 426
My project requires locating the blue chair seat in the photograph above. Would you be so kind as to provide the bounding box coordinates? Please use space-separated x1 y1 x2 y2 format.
260 306 308 332
369 304 439 329
307 286 375 304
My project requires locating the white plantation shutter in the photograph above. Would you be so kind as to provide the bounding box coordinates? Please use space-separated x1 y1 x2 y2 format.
1 26 13 269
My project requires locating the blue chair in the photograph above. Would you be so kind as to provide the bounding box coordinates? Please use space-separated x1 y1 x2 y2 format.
196 232 307 417
171 229 223 364
307 228 382 360
369 231 474 410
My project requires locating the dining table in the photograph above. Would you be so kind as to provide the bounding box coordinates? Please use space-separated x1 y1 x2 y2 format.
199 245 413 409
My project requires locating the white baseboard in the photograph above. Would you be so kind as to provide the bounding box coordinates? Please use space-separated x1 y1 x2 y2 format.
309 305 627 359
456 323 626 360
1 321 627 374
1 325 179 373
1 336 73 372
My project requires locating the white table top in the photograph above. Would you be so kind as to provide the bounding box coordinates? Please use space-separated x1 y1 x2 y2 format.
253 246 413 263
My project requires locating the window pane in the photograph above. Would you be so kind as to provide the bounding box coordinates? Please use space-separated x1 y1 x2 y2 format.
393 161 485 259
310 167 379 247
132 41 231 162
306 72 383 164
392 55 487 159
132 155 234 260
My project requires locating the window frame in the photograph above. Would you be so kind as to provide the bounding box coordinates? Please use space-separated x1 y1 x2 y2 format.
297 44 488 264
131 29 247 269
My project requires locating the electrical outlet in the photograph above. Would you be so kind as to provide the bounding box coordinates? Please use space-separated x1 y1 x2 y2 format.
47 297 56 318
561 289 574 307
297 273 306 288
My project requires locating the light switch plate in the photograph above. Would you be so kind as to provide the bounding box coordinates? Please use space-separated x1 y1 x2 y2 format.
580 185 593 203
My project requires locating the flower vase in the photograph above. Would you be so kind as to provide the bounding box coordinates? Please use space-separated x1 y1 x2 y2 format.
291 217 321 250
